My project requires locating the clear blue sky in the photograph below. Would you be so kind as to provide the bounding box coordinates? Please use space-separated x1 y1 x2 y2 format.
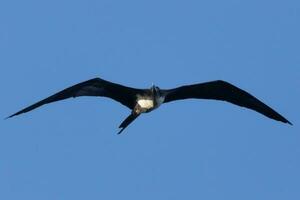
0 0 299 199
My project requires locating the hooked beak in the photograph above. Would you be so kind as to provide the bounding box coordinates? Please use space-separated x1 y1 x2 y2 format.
151 86 155 92
151 84 156 94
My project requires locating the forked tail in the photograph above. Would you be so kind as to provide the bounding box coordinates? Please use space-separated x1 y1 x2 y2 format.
118 113 140 134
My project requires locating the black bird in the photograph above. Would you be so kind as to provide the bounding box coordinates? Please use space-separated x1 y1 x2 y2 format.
7 77 291 134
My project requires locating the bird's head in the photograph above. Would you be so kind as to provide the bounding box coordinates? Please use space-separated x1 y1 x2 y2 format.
151 84 161 96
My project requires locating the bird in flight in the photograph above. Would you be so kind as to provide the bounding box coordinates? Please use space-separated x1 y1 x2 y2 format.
7 77 291 134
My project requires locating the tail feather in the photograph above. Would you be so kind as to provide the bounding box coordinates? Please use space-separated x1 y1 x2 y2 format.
118 113 140 134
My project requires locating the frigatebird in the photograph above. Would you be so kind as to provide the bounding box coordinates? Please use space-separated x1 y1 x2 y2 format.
7 77 291 134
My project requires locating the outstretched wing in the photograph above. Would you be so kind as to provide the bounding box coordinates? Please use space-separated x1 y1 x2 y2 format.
7 78 143 118
162 80 291 125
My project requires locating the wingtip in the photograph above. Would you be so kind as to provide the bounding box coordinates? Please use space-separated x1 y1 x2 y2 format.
4 115 13 120
281 117 293 126
5 110 25 120
117 128 125 134
280 117 293 126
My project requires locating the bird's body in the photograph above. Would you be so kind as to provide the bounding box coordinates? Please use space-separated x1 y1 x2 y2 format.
136 92 165 113
137 99 155 110
7 77 292 134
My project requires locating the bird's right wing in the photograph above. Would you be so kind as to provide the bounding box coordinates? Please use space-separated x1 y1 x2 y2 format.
162 80 291 125
7 78 143 118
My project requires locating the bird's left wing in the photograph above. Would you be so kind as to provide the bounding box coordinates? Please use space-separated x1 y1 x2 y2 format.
162 80 291 125
7 78 143 118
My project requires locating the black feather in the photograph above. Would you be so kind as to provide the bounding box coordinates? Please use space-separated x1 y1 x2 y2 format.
163 80 292 125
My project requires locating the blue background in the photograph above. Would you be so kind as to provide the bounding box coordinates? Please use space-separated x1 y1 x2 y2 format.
1 0 299 199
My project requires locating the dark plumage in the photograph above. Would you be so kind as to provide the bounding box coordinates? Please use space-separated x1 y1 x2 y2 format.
7 77 292 134
162 80 292 125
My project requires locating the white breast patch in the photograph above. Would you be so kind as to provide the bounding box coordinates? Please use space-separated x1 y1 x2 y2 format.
137 99 154 109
